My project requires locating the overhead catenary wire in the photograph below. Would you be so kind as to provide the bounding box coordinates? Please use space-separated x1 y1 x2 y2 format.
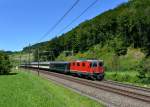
18 0 80 74
21 0 98 62
34 0 98 62
58 0 99 35
37 0 80 43
23 0 80 69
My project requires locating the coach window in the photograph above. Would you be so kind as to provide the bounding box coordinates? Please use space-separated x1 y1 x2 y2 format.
77 63 80 66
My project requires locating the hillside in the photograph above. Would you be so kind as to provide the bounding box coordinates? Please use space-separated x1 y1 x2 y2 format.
23 0 150 61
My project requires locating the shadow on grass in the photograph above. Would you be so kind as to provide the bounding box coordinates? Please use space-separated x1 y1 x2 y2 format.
0 72 18 76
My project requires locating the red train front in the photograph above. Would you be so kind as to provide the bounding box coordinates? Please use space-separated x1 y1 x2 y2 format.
70 60 104 80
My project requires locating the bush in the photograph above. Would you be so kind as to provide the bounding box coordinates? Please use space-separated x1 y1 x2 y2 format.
105 71 139 83
137 58 150 84
0 52 12 74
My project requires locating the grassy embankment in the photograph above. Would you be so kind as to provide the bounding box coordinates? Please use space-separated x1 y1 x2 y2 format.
0 69 103 107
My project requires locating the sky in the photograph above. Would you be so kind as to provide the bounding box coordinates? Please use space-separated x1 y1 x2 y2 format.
0 0 128 51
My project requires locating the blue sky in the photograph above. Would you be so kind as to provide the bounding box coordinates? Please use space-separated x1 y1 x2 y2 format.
0 0 128 51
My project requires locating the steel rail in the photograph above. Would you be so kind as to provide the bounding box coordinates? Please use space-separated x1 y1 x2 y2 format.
102 80 150 93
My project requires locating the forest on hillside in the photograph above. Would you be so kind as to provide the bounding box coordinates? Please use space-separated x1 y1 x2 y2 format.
23 0 150 61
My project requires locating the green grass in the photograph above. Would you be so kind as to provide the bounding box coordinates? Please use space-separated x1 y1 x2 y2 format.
0 69 103 107
105 71 150 88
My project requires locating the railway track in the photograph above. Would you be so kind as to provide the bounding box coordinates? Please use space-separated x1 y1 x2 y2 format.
25 68 150 103
102 80 150 93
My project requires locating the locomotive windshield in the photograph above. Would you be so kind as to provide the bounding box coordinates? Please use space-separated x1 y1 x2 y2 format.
92 62 97 67
90 62 97 68
90 61 103 67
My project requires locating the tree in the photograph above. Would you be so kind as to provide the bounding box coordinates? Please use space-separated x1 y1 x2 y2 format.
137 58 150 84
0 52 12 74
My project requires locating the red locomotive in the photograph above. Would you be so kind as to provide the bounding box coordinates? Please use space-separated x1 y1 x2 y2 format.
70 60 104 80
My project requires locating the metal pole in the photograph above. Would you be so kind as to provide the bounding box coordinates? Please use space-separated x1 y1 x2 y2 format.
29 44 31 65
37 48 40 76
19 52 22 72
28 44 31 73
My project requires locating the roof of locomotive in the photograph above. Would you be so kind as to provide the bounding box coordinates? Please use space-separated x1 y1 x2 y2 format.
71 59 103 63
